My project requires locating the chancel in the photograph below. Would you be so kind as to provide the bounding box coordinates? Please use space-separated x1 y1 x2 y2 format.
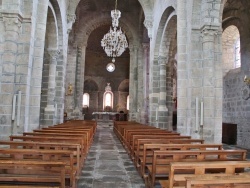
0 0 250 187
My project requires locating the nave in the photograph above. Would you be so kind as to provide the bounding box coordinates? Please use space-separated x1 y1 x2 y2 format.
77 121 250 188
77 122 145 188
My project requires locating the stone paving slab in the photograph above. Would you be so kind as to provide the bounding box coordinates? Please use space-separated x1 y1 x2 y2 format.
77 122 145 188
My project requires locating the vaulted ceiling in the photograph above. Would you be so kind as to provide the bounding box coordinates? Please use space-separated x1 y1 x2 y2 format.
71 0 146 54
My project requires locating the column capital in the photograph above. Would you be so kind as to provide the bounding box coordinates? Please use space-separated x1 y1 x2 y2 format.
129 45 138 55
2 14 22 33
143 16 153 39
158 56 168 65
142 43 150 50
67 14 76 33
47 49 60 59
200 25 221 39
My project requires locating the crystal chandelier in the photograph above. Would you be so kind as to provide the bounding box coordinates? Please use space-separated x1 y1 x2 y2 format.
101 0 128 63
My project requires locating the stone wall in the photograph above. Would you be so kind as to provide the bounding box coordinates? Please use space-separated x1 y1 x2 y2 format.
223 69 250 149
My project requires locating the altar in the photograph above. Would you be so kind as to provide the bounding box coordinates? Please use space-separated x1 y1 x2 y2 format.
92 112 118 121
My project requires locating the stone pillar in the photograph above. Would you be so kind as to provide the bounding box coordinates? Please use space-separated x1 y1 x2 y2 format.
201 25 222 143
72 44 86 119
158 56 168 129
149 57 160 127
27 0 49 131
177 0 188 134
166 62 173 131
0 14 22 138
129 46 139 121
44 49 60 126
137 47 144 122
142 43 150 124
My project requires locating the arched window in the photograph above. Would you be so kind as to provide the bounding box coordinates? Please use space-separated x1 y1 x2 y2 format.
127 95 129 110
105 93 112 107
103 92 113 110
82 93 89 107
234 38 241 68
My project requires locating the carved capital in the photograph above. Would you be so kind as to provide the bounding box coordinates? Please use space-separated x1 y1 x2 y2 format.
48 49 60 59
3 15 22 33
200 25 221 42
144 17 153 39
142 43 150 51
158 56 168 65
67 14 76 24
67 14 76 33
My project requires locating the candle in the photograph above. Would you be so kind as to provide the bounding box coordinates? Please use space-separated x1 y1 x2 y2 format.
200 101 204 126
195 97 199 130
156 108 158 121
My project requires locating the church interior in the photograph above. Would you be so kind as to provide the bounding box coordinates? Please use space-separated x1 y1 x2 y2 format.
1 0 250 187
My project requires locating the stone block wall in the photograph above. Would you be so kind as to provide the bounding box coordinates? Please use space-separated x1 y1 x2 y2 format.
223 69 250 149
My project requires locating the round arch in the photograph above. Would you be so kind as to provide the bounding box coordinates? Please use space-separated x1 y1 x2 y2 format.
84 79 99 91
222 25 240 74
153 6 176 58
76 13 138 46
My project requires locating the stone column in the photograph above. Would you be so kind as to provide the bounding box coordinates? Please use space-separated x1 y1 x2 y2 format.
201 25 222 143
72 44 86 119
129 46 138 121
177 0 188 134
148 57 160 127
137 46 143 122
158 56 168 129
27 0 49 130
44 49 60 126
166 62 174 131
142 43 150 124
0 14 22 138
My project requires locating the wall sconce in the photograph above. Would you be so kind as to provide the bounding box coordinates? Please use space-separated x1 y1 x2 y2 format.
244 75 250 85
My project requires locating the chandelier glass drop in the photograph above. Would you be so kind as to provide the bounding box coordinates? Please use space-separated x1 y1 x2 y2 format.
101 0 128 62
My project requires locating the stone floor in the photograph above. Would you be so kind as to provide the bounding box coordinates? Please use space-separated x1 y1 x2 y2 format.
77 121 145 188
77 121 250 188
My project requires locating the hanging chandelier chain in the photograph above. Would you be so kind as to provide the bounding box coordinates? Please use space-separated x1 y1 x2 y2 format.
115 0 117 10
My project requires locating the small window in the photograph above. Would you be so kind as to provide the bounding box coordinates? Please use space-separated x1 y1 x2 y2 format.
234 38 241 68
103 92 113 110
127 95 129 110
82 93 89 107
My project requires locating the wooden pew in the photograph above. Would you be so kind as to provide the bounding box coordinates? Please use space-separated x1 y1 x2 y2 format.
125 131 180 149
146 150 247 188
38 128 93 147
0 159 66 188
22 132 91 151
32 129 94 149
134 138 204 167
185 173 250 188
0 141 82 175
0 148 76 187
128 135 192 157
9 135 86 156
124 129 175 142
113 123 154 141
138 143 222 178
159 161 250 188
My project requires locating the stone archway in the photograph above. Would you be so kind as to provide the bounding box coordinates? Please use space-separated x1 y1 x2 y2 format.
149 6 176 129
40 3 59 126
221 0 250 148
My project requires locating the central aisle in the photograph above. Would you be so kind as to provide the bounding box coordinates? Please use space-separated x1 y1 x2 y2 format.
77 122 145 188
